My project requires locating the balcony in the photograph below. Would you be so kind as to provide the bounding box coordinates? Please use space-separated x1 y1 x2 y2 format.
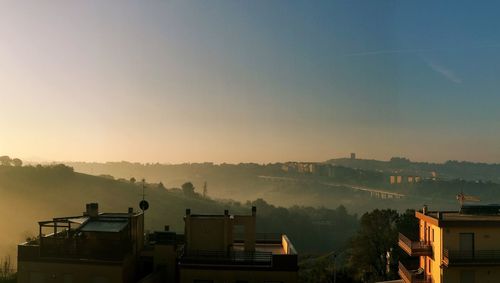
398 233 432 257
398 261 432 283
443 249 500 266
180 250 273 266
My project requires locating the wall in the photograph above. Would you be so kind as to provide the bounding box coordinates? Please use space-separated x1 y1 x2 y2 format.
179 268 297 283
419 219 443 283
17 260 125 283
185 216 231 252
444 267 500 283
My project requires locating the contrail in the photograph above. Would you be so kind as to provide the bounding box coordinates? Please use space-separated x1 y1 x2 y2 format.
344 43 500 57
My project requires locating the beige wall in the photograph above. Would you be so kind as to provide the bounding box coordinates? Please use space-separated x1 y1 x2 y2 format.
18 260 126 283
419 219 443 283
444 266 500 283
179 268 297 283
418 219 500 283
185 212 257 253
443 226 500 251
153 244 177 282
185 217 232 252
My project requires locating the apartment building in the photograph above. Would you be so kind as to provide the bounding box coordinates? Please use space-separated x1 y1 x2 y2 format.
398 205 500 283
17 203 298 283
18 203 144 283
179 207 298 283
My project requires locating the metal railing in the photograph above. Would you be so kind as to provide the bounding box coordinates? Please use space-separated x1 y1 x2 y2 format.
398 261 432 283
444 249 500 265
40 237 132 261
398 233 432 256
180 250 273 266
233 233 282 243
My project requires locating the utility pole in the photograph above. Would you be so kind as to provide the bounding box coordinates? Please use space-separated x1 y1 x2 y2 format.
331 252 337 283
203 181 208 198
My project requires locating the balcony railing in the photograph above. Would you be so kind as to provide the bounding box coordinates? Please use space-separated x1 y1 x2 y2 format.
398 261 432 283
180 250 273 266
39 237 132 261
398 233 432 257
233 233 283 243
443 249 500 266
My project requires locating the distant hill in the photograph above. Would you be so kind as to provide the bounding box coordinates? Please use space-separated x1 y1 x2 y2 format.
327 157 500 182
0 164 358 264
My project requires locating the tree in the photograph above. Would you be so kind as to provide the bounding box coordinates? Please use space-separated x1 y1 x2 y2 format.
158 182 165 189
0 255 14 281
348 209 400 282
11 158 22 167
182 182 195 196
130 177 136 184
0 156 11 166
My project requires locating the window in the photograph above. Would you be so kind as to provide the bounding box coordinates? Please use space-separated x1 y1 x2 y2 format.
432 228 434 242
460 270 475 283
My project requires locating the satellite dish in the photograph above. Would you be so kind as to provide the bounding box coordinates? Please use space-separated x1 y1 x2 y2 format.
139 200 149 211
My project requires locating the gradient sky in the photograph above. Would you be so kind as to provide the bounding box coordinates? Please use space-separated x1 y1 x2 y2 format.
1 1 499 164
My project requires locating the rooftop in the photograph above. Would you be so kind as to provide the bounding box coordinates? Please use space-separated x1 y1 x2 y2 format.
19 203 143 262
416 206 500 227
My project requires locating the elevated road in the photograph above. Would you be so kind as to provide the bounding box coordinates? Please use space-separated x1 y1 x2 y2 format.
257 175 405 199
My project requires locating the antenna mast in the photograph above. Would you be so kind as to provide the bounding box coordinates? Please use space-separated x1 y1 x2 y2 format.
139 178 150 212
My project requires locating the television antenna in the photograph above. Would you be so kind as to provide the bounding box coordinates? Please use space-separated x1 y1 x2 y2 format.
456 189 480 206
139 178 149 212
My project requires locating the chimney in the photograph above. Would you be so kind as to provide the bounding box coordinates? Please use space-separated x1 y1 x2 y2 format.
86 203 99 217
252 206 257 216
437 211 442 220
128 207 134 214
186 208 191 216
164 225 170 231
422 205 428 215
224 209 229 216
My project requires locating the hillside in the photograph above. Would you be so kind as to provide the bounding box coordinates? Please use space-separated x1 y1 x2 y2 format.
328 157 500 182
0 164 358 264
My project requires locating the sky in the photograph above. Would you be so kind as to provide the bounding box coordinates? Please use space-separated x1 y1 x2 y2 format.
0 1 499 164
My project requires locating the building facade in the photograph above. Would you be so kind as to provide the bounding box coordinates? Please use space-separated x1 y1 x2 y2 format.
17 203 298 283
398 205 500 283
18 203 144 283
179 207 298 283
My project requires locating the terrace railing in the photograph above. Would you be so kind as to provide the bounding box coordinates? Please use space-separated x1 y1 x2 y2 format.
443 249 500 266
398 233 433 257
180 250 273 266
398 261 432 283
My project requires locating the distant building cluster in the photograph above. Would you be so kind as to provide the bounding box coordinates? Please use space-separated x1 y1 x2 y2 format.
389 175 423 184
281 162 334 177
17 203 298 283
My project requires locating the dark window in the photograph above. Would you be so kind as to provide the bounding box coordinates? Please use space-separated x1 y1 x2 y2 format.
460 270 475 283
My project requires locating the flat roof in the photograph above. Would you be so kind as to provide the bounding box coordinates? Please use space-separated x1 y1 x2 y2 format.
416 211 500 227
233 243 285 255
80 219 129 232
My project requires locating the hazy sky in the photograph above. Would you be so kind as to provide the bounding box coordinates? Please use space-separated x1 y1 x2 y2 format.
1 1 499 163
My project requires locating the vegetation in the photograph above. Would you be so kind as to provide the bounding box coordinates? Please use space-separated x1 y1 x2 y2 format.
0 256 15 283
0 164 359 266
328 157 500 183
346 209 418 282
2 159 499 282
0 156 22 167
